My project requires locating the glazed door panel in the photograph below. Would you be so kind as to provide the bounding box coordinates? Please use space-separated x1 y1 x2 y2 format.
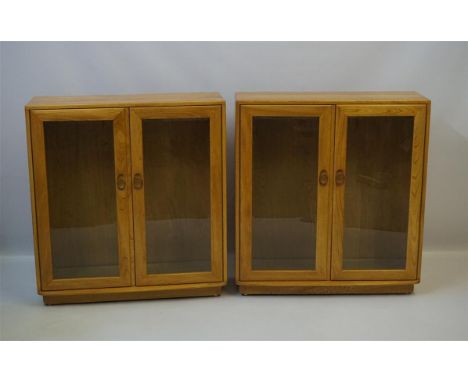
239 105 334 281
332 105 427 280
30 108 133 291
131 106 223 286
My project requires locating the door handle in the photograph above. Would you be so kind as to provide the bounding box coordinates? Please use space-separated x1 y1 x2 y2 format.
319 170 328 186
133 173 144 190
116 174 126 191
335 169 345 186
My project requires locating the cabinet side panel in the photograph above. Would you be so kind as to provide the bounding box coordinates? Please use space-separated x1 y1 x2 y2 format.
25 109 42 292
328 105 337 280
417 102 431 280
235 102 240 282
405 107 426 278
222 103 227 282
209 108 223 280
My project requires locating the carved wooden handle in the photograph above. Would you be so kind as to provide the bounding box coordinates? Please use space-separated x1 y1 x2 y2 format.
335 170 345 186
116 174 126 191
133 173 144 190
319 170 328 186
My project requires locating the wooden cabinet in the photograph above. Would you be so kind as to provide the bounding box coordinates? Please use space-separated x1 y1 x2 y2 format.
26 93 227 304
235 92 430 295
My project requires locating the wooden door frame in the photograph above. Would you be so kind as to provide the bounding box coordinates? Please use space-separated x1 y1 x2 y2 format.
30 108 133 291
130 106 223 286
331 104 427 281
238 104 335 281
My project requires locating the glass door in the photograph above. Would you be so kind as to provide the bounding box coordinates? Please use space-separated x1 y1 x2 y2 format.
130 106 223 286
239 105 334 281
331 105 427 280
30 108 133 290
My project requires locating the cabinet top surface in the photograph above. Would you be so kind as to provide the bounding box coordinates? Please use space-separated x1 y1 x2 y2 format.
26 92 225 109
236 91 430 104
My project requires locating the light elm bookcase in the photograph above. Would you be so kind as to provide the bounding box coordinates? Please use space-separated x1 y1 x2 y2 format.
235 92 430 295
25 93 227 304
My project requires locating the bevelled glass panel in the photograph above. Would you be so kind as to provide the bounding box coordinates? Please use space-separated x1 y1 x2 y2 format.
252 117 319 270
343 116 414 270
143 118 211 274
44 121 120 279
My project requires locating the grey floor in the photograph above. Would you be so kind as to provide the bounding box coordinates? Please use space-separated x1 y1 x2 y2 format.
1 251 467 340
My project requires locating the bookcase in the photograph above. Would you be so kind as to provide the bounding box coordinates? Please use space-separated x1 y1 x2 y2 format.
235 92 430 294
25 93 227 304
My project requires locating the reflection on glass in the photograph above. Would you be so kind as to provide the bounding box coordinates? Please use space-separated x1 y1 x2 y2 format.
252 117 319 270
143 118 211 274
343 117 414 270
44 121 119 279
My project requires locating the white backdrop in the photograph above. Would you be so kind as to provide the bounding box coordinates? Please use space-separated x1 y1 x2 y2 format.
1 42 467 256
